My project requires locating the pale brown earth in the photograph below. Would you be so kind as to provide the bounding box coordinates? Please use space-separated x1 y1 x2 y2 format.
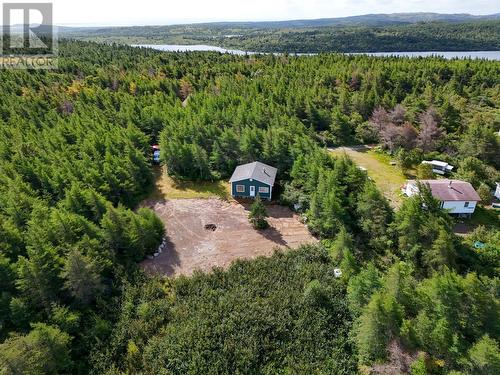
141 199 318 277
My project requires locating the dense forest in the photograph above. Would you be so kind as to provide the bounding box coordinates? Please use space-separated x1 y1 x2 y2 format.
63 20 500 53
214 21 500 53
0 41 499 374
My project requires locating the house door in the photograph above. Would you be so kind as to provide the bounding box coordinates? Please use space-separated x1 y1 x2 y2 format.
250 186 256 197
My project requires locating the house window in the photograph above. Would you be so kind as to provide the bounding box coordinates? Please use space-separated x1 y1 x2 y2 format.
464 202 470 208
236 185 245 193
258 186 270 194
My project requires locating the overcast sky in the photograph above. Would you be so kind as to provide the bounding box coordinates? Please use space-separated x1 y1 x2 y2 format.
3 0 500 26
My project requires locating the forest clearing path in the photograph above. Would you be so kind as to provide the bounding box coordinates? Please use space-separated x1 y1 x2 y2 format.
329 146 406 208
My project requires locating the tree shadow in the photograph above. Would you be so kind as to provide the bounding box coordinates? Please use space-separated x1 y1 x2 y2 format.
147 166 230 201
258 225 288 247
141 235 181 277
240 202 295 219
170 178 229 197
267 205 295 219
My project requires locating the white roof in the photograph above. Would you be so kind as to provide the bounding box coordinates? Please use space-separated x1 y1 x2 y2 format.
423 160 450 167
432 160 449 167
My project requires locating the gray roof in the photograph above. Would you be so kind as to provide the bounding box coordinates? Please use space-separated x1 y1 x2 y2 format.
408 180 481 202
229 161 277 186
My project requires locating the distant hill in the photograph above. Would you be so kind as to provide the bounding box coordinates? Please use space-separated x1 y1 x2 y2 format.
54 12 500 32
58 13 500 53
5 12 500 34
3 24 73 34
195 12 500 28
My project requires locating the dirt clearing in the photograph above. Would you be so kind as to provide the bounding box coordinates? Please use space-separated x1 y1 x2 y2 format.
141 199 317 277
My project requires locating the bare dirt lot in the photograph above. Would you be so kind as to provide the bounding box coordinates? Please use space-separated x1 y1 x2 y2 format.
141 199 317 277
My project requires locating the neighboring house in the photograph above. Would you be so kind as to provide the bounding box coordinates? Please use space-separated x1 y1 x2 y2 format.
421 160 454 175
229 161 277 200
495 182 500 200
404 179 481 216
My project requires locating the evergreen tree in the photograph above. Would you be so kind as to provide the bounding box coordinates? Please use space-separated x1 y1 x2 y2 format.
0 323 73 375
356 183 393 255
61 250 104 305
248 195 269 230
466 335 500 375
328 226 354 263
416 163 434 180
458 120 499 169
15 247 62 312
424 228 456 272
347 263 382 316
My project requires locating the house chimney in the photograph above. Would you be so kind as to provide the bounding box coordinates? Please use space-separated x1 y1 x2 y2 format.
448 181 452 189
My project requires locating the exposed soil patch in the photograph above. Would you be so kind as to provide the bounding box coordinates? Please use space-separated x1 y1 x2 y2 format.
141 199 317 277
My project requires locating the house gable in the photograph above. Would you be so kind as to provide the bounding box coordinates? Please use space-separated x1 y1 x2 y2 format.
229 161 277 200
231 178 272 199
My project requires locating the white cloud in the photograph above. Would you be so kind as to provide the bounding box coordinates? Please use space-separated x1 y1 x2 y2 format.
2 0 499 26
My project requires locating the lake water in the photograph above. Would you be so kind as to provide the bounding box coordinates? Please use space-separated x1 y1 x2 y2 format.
132 44 248 55
133 45 500 60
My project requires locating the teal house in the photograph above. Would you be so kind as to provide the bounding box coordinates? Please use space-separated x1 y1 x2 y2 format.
229 161 277 200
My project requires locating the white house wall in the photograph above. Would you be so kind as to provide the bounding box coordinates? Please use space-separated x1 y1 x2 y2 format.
404 183 477 214
442 201 477 214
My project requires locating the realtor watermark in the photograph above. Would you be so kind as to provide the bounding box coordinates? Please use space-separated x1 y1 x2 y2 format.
1 2 58 69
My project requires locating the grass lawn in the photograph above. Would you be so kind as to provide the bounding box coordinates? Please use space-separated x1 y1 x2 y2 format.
149 167 231 200
329 146 406 208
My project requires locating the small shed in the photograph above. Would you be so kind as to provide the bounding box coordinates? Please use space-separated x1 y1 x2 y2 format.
229 161 277 200
495 182 500 200
421 160 454 175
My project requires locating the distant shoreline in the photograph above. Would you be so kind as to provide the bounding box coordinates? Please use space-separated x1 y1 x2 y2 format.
132 44 500 60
